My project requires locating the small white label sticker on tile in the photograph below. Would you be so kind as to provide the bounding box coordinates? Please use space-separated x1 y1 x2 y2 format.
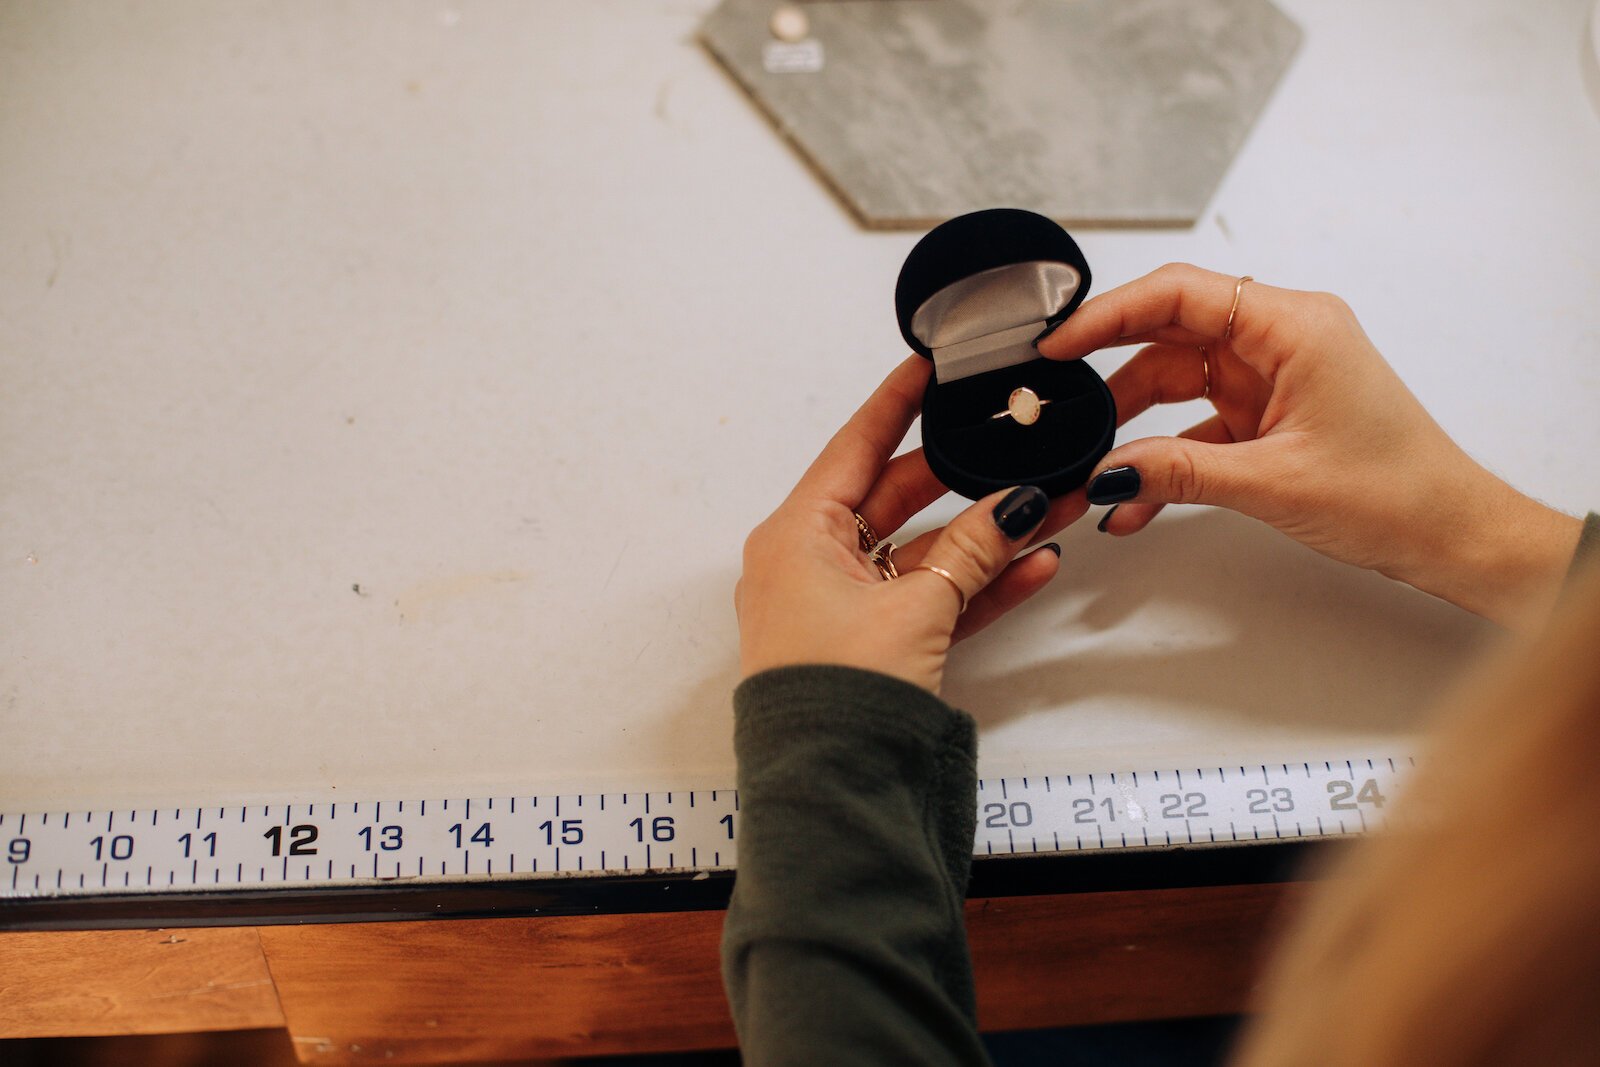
763 40 824 75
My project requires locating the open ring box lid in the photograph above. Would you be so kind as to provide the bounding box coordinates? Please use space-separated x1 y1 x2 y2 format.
896 208 1116 501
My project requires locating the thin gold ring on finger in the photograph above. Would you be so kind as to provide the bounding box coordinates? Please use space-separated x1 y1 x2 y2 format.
1197 345 1211 400
1224 276 1253 341
870 541 899 580
912 564 967 614
854 512 879 554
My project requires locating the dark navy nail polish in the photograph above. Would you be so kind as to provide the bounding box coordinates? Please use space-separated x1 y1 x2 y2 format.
993 486 1048 541
1087 467 1140 506
1033 318 1065 345
1096 505 1119 533
1040 542 1061 557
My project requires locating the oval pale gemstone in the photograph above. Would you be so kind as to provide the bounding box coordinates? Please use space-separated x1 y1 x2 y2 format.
1008 387 1042 426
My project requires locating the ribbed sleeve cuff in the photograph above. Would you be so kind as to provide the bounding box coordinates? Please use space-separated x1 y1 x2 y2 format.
734 665 973 758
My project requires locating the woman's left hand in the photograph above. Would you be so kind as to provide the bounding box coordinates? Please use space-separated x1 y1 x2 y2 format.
736 356 1086 694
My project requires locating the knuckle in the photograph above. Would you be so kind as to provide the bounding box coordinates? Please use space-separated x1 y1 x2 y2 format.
742 512 790 564
1156 261 1200 285
1165 444 1206 504
944 522 1001 581
1310 290 1354 324
741 524 768 562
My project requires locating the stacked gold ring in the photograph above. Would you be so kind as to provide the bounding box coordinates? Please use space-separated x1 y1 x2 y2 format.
854 512 879 555
1225 275 1252 341
912 564 967 614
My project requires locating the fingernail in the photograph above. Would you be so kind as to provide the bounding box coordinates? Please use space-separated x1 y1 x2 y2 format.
1096 505 1119 533
1039 542 1061 557
1033 318 1064 346
1087 467 1140 505
993 485 1048 541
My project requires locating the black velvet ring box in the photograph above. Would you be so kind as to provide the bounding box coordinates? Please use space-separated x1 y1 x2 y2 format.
895 208 1116 501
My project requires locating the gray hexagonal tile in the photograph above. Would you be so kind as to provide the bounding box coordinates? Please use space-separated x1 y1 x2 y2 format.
701 0 1301 228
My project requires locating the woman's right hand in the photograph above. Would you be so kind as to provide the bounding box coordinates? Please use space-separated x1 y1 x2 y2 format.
1038 263 1581 631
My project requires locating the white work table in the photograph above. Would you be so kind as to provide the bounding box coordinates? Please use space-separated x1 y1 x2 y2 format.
4 0 1599 819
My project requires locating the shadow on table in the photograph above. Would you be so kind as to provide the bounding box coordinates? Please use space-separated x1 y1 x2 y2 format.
944 506 1491 738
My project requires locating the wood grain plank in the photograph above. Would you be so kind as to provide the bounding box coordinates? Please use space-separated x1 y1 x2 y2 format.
970 883 1305 1031
0 928 284 1038
261 909 735 1064
263 884 1300 1064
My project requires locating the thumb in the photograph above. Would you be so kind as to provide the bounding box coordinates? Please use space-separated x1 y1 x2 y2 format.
1085 436 1282 514
910 486 1050 614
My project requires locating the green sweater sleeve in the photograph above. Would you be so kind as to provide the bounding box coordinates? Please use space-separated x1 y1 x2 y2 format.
721 665 991 1067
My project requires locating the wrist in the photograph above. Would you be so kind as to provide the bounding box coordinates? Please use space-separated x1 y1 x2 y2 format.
1409 481 1582 630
